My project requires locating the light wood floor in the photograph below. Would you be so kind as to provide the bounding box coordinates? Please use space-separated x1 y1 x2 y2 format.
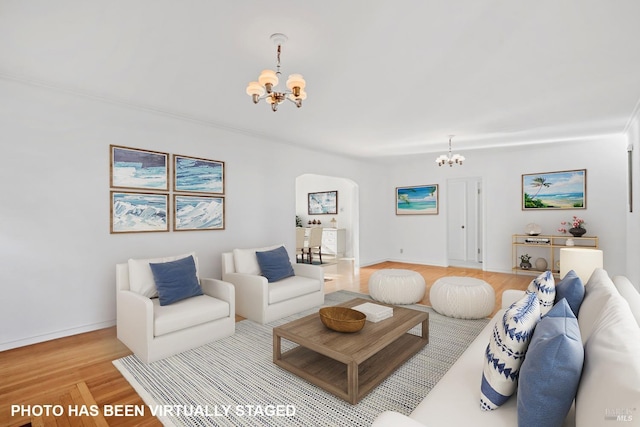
0 261 532 427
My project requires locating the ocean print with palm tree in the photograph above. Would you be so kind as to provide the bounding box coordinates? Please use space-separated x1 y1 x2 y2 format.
523 170 585 209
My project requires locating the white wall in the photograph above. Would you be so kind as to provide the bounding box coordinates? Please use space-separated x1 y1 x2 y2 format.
0 79 388 350
385 136 629 276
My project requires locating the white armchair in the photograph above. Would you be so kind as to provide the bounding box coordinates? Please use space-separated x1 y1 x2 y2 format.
116 253 235 363
221 246 324 324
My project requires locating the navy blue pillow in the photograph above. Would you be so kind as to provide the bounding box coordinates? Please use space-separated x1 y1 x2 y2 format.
555 270 584 317
517 298 584 427
255 246 295 283
149 255 203 306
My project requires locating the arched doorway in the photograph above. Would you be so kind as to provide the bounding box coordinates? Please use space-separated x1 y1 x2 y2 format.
295 174 360 267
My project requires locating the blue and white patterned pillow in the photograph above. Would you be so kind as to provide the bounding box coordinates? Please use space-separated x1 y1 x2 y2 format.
527 270 555 316
480 291 541 411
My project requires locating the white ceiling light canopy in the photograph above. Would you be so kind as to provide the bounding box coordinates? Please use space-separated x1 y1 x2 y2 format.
436 135 465 167
246 33 307 112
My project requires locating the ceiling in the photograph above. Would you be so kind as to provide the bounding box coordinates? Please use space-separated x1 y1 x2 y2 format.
2 0 640 158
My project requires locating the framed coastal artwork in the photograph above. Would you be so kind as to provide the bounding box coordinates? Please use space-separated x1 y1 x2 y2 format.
174 155 225 195
174 195 225 231
396 184 439 215
308 190 338 215
110 191 169 233
522 169 586 210
110 145 169 191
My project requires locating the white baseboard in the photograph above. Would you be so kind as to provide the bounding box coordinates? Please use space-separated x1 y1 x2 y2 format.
0 319 116 352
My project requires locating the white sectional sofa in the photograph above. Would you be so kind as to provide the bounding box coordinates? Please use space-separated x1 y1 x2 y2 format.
372 268 640 427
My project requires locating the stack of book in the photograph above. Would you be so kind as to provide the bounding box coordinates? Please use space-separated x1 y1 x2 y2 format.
352 302 393 323
525 237 550 244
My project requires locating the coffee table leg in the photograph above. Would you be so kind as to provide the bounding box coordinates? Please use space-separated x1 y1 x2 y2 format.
273 332 282 362
421 318 429 343
347 361 358 404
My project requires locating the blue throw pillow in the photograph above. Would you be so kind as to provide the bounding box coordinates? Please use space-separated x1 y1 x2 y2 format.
517 298 584 427
149 255 203 306
255 246 295 283
555 270 584 317
480 291 541 411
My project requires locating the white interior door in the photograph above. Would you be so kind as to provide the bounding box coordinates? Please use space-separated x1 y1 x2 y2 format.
447 177 483 267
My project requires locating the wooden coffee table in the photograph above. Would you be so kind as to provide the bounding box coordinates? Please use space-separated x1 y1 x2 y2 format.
273 298 429 404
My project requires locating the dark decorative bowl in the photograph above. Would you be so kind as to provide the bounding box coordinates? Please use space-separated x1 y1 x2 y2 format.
319 307 366 333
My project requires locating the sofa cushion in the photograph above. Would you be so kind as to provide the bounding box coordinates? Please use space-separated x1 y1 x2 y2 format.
480 291 540 411
575 290 640 427
233 244 282 275
612 275 640 327
256 246 295 282
578 268 619 343
555 270 584 317
527 270 555 316
517 299 584 427
153 294 230 337
128 252 198 298
268 275 322 305
149 255 203 306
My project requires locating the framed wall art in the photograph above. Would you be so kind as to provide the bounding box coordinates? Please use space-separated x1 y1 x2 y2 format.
110 145 169 191
522 169 586 210
110 191 169 233
174 194 225 231
174 154 225 195
396 184 439 215
308 190 338 215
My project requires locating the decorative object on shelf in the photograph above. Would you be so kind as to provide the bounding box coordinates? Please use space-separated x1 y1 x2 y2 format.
522 169 586 210
436 135 465 167
520 254 532 270
566 238 575 247
396 184 439 215
296 215 302 227
535 257 548 271
524 223 542 236
330 217 337 228
558 216 586 237
318 307 366 333
246 33 306 112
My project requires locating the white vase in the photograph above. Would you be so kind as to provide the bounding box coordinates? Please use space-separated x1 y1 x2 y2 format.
566 238 575 247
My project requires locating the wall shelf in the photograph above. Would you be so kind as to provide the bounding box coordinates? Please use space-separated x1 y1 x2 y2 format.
512 234 599 277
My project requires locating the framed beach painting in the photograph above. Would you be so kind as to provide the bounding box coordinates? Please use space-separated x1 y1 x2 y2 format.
174 155 225 195
174 195 225 231
110 145 169 191
308 191 338 215
522 169 586 210
396 184 439 215
110 191 169 233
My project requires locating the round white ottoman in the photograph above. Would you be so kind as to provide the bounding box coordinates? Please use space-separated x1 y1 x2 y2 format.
429 276 495 319
369 269 426 304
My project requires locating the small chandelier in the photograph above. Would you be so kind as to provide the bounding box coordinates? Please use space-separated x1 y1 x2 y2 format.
436 136 465 167
245 33 307 112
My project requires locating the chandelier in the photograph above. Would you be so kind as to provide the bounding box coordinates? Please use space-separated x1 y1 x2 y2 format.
436 136 465 167
245 33 307 112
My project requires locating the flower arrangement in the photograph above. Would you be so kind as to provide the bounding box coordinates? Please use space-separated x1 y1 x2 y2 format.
558 216 585 234
519 254 532 263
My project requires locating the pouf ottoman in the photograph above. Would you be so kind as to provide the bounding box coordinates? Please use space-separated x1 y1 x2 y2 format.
429 276 495 319
369 269 426 304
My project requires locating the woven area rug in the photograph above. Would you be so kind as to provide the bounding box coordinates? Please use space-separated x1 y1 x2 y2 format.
113 291 489 427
